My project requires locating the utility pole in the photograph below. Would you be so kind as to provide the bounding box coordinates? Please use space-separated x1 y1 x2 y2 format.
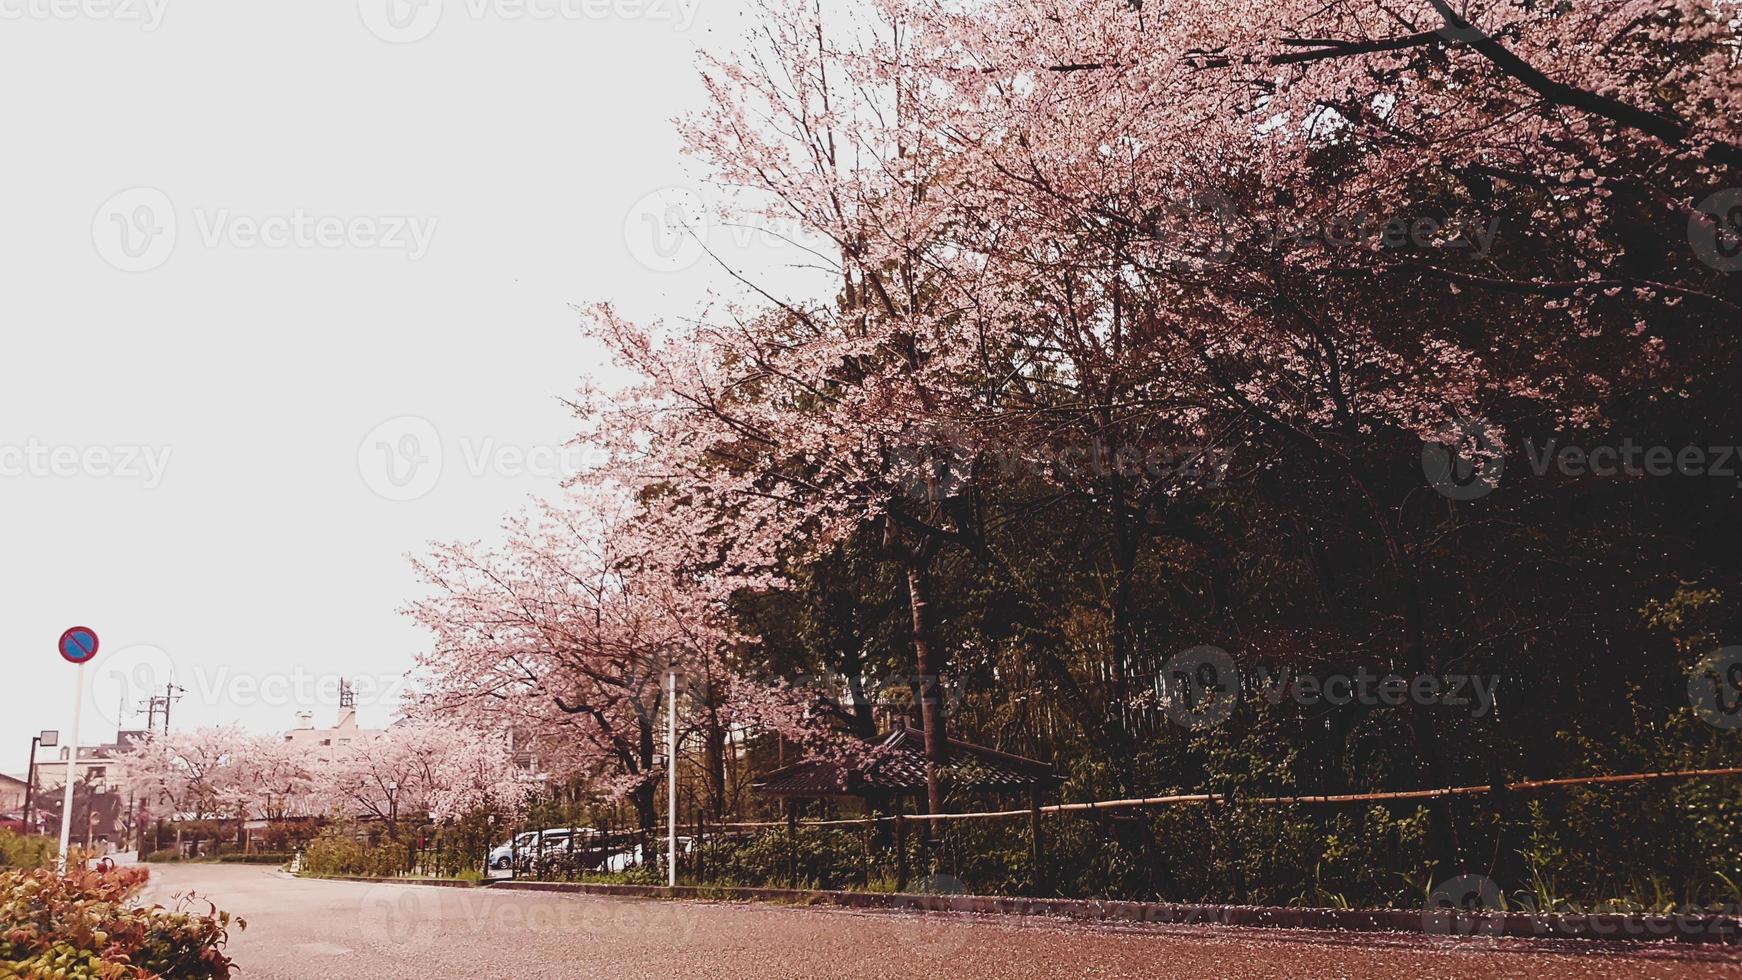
56 667 85 871
140 683 184 736
667 668 679 888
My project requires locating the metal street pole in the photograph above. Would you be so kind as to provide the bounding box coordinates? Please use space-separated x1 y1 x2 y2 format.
22 734 42 835
56 665 85 872
667 668 677 888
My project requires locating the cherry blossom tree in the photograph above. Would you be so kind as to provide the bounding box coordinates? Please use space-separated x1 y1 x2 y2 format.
311 721 528 838
406 490 824 831
244 736 315 823
577 0 1738 826
122 726 254 825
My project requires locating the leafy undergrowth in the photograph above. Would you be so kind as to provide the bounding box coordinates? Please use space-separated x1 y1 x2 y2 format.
0 865 244 979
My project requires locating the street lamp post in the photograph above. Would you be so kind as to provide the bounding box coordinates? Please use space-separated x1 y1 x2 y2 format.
667 668 678 888
21 731 58 835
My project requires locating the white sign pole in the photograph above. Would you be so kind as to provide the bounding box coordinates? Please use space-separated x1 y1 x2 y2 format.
56 664 85 872
667 668 678 888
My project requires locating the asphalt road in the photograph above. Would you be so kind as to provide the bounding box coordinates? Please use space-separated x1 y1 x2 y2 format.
143 864 1741 979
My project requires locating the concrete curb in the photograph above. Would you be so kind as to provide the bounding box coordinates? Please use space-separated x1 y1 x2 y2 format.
293 872 485 888
482 880 1741 945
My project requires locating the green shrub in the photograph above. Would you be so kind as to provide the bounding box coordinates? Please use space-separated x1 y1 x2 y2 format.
0 865 243 978
574 863 664 886
701 828 864 890
300 829 408 877
0 831 56 870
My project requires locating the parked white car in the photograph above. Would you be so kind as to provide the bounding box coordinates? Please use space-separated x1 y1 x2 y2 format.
600 836 696 873
485 828 606 878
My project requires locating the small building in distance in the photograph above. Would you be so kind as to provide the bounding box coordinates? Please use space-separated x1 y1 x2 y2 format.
26 730 149 848
282 683 384 761
29 730 151 796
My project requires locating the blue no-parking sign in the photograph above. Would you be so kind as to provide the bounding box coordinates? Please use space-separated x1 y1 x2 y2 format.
58 626 99 664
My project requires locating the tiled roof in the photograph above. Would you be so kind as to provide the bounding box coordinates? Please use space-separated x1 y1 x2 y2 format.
754 727 1056 798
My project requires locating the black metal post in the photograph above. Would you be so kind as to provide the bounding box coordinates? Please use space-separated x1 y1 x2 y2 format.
22 736 40 835
1029 787 1045 895
785 800 798 888
860 803 872 888
894 796 908 892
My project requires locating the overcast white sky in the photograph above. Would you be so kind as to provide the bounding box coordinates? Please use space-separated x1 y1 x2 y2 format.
0 0 834 775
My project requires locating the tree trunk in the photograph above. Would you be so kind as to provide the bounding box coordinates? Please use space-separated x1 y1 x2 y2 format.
631 781 657 840
634 711 659 859
705 704 728 822
906 557 947 816
845 671 876 740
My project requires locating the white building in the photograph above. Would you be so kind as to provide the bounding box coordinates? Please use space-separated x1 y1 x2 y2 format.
29 731 150 795
282 703 383 761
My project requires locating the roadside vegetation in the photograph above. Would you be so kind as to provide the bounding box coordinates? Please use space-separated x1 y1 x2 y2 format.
0 863 242 979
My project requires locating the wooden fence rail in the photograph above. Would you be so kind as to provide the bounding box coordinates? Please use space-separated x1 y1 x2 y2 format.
706 765 1742 831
